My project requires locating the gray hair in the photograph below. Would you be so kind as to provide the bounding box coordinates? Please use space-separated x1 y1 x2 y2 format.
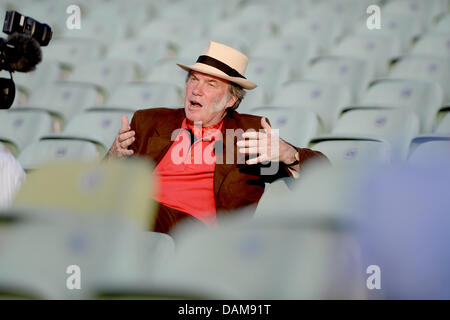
185 71 246 111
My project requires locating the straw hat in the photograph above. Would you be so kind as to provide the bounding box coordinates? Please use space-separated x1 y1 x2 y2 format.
177 41 257 90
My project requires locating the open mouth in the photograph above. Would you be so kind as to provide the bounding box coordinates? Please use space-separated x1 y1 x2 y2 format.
189 100 203 109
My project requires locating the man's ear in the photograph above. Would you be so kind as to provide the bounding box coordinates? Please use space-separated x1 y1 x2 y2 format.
226 94 238 110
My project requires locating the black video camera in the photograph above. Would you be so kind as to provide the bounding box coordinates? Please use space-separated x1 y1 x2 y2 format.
0 10 53 109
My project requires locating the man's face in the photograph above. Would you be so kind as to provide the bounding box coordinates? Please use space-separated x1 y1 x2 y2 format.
184 71 237 127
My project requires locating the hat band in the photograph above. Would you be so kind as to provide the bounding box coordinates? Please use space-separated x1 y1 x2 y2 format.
196 55 246 79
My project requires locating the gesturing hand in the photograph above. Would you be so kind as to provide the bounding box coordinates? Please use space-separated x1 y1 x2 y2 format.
237 117 298 165
107 115 135 158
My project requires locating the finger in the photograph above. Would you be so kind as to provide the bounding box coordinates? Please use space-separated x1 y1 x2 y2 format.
236 139 259 148
241 131 266 140
239 147 260 155
119 130 135 142
119 115 131 133
120 137 135 148
123 149 134 156
261 117 272 133
246 154 268 165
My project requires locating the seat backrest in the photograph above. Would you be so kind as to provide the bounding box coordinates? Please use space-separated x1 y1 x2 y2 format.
18 139 102 171
249 106 319 147
333 108 420 161
272 80 352 132
304 56 374 103
310 138 391 166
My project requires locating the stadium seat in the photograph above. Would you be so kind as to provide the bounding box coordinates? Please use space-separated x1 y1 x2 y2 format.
42 38 103 69
331 34 401 77
383 0 444 32
435 112 450 134
281 16 343 54
245 57 290 103
304 56 374 103
271 80 352 133
236 87 267 114
332 108 420 162
66 59 140 98
355 79 444 133
411 34 450 59
389 55 450 105
19 82 102 128
45 109 135 152
431 13 450 34
61 10 130 45
210 16 275 47
12 60 65 99
0 216 169 299
408 136 450 165
138 17 206 48
250 36 318 80
309 138 391 166
17 139 103 171
249 107 319 147
308 0 367 34
104 82 183 111
106 38 174 76
146 58 188 88
0 109 54 156
352 13 421 53
142 212 366 299
13 159 156 228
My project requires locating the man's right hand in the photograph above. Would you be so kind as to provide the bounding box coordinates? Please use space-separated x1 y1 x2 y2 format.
107 115 135 158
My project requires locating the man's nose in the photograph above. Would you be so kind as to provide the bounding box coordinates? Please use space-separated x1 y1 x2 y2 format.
192 82 204 96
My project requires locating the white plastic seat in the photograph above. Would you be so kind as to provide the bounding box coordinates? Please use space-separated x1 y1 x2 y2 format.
210 16 274 47
281 16 343 54
309 138 391 166
389 56 450 104
105 82 183 111
143 210 365 299
411 34 450 59
304 56 374 104
67 59 139 97
250 36 318 80
249 107 319 148
61 9 130 45
435 112 450 134
18 139 102 171
236 87 266 114
146 58 188 88
352 13 421 53
138 17 206 48
0 109 53 156
358 79 444 133
332 108 420 162
271 80 352 133
308 0 366 34
431 14 450 35
331 34 401 77
107 38 173 76
42 38 103 68
383 0 444 32
245 57 290 103
408 136 450 165
20 82 102 126
12 60 64 99
50 109 135 151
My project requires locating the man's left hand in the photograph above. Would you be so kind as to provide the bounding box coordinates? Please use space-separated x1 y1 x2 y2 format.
237 117 298 165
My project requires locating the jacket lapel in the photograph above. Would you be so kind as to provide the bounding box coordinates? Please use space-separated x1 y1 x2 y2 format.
149 108 186 165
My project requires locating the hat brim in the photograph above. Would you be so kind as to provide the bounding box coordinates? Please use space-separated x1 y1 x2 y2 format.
177 62 257 90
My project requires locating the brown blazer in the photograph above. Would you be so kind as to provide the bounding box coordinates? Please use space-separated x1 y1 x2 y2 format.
130 107 326 215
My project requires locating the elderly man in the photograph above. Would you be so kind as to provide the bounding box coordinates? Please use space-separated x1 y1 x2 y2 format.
108 41 326 233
